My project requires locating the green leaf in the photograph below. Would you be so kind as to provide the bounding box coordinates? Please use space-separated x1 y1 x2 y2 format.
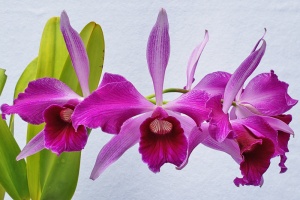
0 69 7 200
0 69 7 95
13 58 38 99
26 124 44 200
0 69 28 200
9 58 38 134
40 152 80 200
81 22 105 93
0 118 29 200
36 17 68 79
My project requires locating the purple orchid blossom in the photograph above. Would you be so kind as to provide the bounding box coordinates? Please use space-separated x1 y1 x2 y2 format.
72 9 210 180
1 11 90 159
180 33 297 186
221 67 297 186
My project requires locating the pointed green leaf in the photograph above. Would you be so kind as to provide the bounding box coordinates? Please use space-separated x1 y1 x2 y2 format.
80 22 105 92
0 69 7 200
36 17 68 79
25 124 44 200
13 58 38 99
0 118 29 200
0 69 7 95
40 152 80 200
9 58 38 134
39 150 56 192
0 69 28 200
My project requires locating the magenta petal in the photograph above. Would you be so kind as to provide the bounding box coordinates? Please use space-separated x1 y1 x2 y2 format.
278 132 290 173
234 116 278 146
167 110 196 138
234 116 277 145
16 131 45 160
275 115 292 173
234 138 274 186
278 154 288 174
233 123 275 187
139 110 188 172
99 73 128 88
165 90 210 126
177 126 207 170
235 104 255 119
222 39 266 113
194 71 231 97
185 30 209 90
147 9 170 105
203 135 242 164
90 114 150 180
167 111 199 170
235 115 292 173
261 116 294 135
60 11 90 97
240 71 298 116
1 78 81 124
44 105 88 155
189 123 242 165
72 80 154 134
206 95 233 142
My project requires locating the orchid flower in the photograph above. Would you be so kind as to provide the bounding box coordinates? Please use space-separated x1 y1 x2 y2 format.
72 9 210 180
182 33 297 186
218 64 297 186
1 11 91 159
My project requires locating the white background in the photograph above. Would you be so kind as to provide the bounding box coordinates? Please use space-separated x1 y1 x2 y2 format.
1 1 299 199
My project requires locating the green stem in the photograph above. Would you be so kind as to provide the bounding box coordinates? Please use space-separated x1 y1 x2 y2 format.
146 89 238 107
146 88 189 99
148 99 169 105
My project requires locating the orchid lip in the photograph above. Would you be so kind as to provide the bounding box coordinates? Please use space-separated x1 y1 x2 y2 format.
139 111 188 172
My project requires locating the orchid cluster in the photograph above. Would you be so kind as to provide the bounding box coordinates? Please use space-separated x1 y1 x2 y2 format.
1 8 297 196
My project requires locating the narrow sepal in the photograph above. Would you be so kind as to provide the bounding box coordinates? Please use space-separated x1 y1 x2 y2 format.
90 114 150 180
17 131 45 160
60 11 90 97
223 39 266 113
186 30 209 90
147 9 170 105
